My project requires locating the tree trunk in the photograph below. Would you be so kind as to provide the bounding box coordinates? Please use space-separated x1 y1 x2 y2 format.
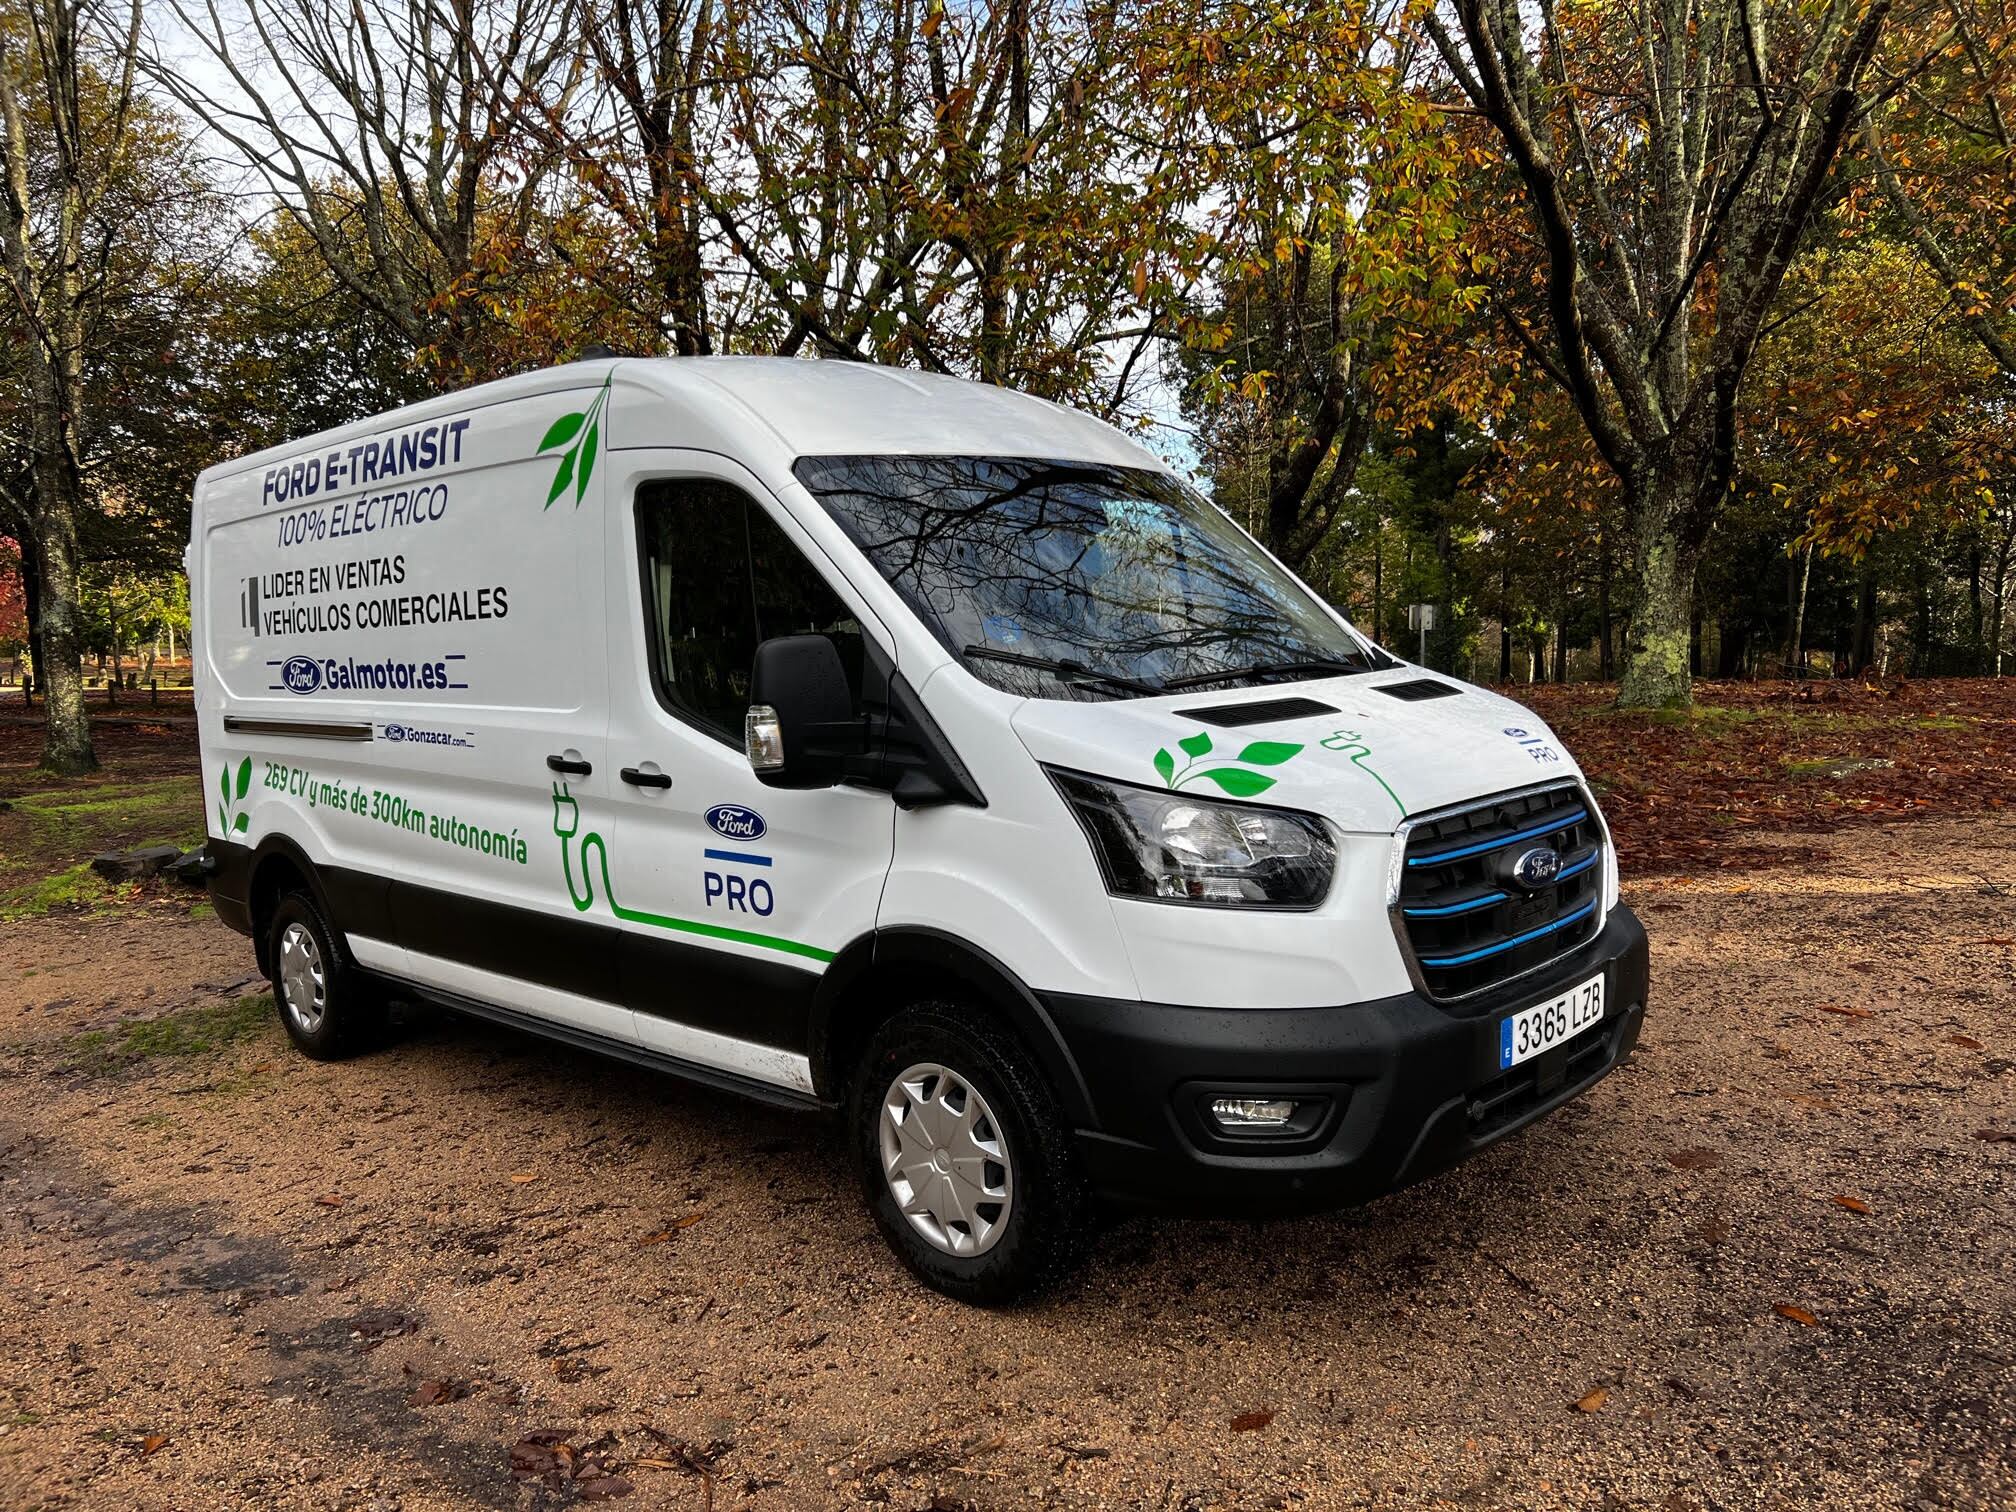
1968 535 1985 673
19 535 43 696
30 492 94 772
1990 522 2013 677
1790 543 1814 680
1617 515 1698 710
1597 525 1614 681
1371 526 1383 645
1851 562 1877 674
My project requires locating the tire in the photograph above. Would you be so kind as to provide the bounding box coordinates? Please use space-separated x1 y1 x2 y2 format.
267 890 382 1060
850 1001 1092 1303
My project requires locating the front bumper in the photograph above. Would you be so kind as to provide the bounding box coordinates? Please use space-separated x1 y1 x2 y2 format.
1042 904 1649 1215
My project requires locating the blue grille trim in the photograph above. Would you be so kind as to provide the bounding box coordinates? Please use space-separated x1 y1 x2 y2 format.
1407 808 1588 866
1403 890 1508 919
1554 851 1598 882
1418 901 1598 968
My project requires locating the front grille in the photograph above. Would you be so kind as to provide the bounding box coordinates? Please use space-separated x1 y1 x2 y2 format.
1392 781 1606 1003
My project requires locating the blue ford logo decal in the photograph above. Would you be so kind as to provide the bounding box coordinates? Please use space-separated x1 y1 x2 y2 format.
1511 845 1561 890
280 656 323 694
705 804 767 842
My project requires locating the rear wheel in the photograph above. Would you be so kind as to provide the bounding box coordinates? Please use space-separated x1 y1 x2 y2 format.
267 891 381 1060
851 1002 1091 1303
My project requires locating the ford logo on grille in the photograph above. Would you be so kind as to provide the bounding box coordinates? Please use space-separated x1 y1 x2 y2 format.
1511 845 1561 890
705 804 766 841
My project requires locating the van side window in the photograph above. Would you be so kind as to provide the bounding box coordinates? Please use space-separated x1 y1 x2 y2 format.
637 479 864 739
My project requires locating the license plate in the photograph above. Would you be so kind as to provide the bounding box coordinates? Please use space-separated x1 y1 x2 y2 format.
1499 974 1605 1070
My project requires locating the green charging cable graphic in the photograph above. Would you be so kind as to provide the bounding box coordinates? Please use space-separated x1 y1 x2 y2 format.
549 781 834 963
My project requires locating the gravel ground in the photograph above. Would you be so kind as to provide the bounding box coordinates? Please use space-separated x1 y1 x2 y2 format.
0 819 2011 1511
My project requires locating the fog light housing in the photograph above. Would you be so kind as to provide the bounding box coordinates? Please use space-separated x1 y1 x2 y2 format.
1209 1096 1299 1130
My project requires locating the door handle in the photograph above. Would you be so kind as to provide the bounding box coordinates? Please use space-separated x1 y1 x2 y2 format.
620 766 672 789
546 754 593 776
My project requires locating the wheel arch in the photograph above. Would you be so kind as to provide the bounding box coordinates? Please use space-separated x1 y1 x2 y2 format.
809 927 1097 1127
245 835 342 978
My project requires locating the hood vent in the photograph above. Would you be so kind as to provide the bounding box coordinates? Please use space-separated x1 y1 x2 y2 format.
1177 696 1338 728
1376 678 1461 702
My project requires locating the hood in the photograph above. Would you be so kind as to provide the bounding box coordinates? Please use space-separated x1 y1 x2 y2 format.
1009 669 1583 834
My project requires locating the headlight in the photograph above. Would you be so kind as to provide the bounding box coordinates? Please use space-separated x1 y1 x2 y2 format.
1048 768 1334 908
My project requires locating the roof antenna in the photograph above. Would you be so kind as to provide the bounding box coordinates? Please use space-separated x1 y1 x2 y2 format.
573 343 621 362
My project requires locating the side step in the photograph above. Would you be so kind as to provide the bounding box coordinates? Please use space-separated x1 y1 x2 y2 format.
389 980 829 1114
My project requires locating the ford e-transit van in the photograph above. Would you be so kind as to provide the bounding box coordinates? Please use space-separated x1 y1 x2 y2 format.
189 357 1649 1301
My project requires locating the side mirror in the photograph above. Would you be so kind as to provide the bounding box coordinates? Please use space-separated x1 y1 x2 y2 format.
746 634 861 788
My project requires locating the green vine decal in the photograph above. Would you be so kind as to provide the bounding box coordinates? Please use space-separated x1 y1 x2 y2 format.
1319 729 1404 815
536 372 612 509
550 781 834 963
217 755 252 836
1151 731 1302 797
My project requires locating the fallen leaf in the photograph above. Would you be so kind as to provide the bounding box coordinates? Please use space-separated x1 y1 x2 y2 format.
313 1194 345 1208
1816 1003 1873 1018
248 1061 274 1074
1948 1034 1984 1049
1786 1092 1834 1110
1831 1194 1871 1214
1774 1303 1820 1326
509 1172 537 1184
638 1428 731 1474
139 1434 169 1456
406 1375 469 1407
575 1475 634 1500
1229 1410 1273 1432
1975 1128 2016 1144
1668 1147 1721 1170
1573 1387 1608 1413
638 1231 672 1246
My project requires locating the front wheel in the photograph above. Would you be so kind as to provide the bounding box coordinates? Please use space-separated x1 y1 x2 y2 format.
851 1003 1091 1303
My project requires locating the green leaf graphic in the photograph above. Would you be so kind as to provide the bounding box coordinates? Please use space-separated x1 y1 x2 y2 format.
234 811 249 833
1178 731 1213 759
1197 766 1275 798
1153 747 1176 785
1236 741 1302 766
218 804 228 834
235 756 252 801
576 416 599 502
537 410 585 453
545 444 578 508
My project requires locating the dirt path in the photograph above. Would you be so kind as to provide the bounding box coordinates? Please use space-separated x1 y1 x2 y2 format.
1 820 2011 1511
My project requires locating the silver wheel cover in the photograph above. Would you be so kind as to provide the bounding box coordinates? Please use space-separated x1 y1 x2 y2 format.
879 1062 1014 1258
277 920 328 1035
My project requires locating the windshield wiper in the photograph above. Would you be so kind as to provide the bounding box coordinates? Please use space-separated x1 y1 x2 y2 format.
1159 656 1377 691
960 644 1162 696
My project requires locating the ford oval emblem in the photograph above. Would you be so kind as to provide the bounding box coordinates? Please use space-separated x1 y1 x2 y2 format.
281 655 323 695
705 804 767 842
1511 845 1561 890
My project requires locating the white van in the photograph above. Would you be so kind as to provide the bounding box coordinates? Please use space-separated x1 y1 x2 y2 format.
189 357 1648 1300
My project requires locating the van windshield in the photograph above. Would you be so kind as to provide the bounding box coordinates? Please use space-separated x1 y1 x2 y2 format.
793 455 1386 700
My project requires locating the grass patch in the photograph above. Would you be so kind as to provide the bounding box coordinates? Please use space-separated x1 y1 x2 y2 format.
1620 703 1764 730
0 862 134 921
0 774 203 891
62 995 275 1077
